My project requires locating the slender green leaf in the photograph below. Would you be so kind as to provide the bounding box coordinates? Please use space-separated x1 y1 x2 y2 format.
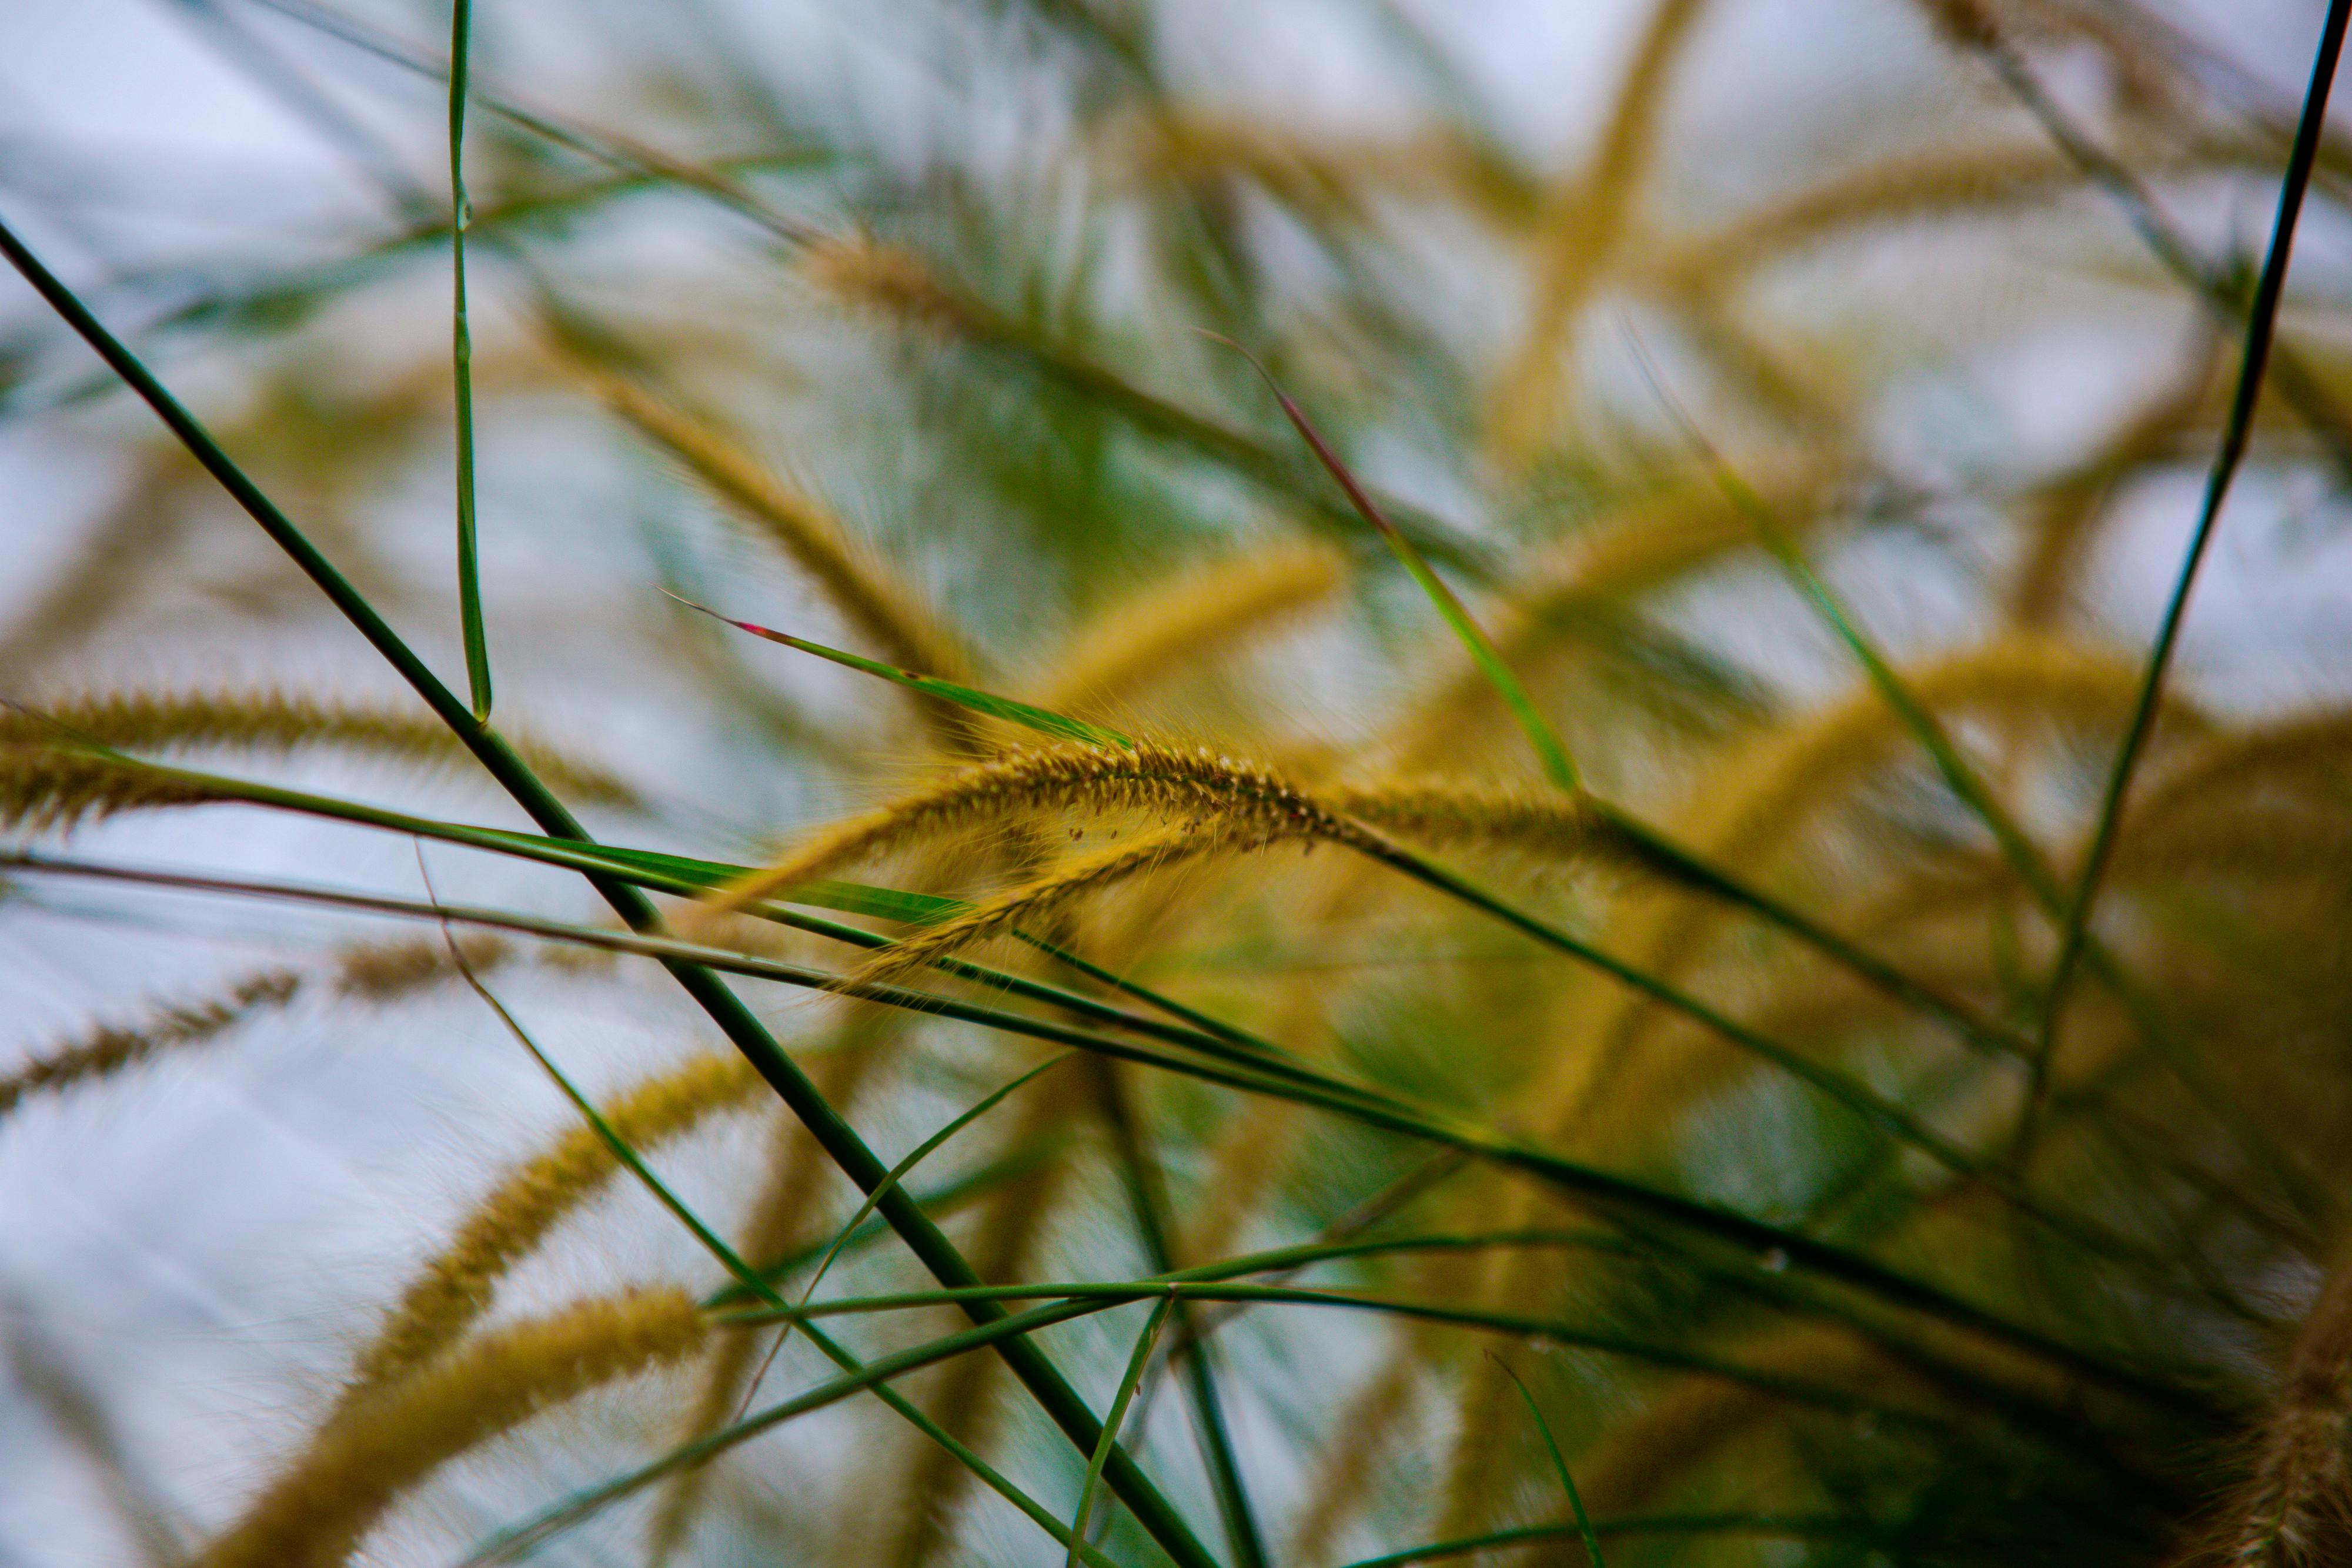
2028 0 2350 1149
1334 1514 1869 1568
1205 332 1581 791
1491 1355 1605 1567
667 591 1134 748
1070 1296 1176 1568
771 1052 1075 1368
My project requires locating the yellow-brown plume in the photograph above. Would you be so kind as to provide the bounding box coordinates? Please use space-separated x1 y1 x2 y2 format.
802 235 979 339
5 691 635 805
1485 0 1715 468
2181 1261 2352 1564
1324 780 1622 864
346 1051 761 1398
0 744 222 830
199 1288 706 1568
1115 113 1538 228
0 972 300 1121
1653 143 2074 294
692 740 1348 924
853 817 1317 985
1036 542 1346 717
840 763 1639 986
329 932 516 1001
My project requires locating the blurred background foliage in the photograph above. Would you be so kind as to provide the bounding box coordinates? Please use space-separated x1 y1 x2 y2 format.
7 0 2352 1563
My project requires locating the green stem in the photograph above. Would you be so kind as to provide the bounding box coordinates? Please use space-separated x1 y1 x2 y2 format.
449 0 490 720
1492 1355 1605 1567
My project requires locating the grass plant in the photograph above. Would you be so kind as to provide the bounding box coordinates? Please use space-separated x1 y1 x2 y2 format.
8 1 2352 1564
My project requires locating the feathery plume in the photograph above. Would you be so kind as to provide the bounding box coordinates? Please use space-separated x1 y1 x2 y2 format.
346 1051 761 1397
696 740 1352 923
201 1289 706 1568
803 236 978 338
1486 0 1716 467
1324 780 1622 864
1037 543 1345 716
6 691 636 805
854 818 1308 984
0 972 302 1120
0 744 221 830
330 932 516 1000
2194 1256 2352 1564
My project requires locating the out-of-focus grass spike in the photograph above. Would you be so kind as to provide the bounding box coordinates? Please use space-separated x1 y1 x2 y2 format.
1069 1295 1176 1568
664 591 1135 750
1204 330 1581 793
448 0 490 721
1491 1353 1605 1567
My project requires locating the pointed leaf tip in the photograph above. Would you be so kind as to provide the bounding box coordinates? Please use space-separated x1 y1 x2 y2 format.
662 589 1135 750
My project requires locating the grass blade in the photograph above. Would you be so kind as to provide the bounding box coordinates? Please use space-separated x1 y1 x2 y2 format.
449 0 491 721
2026 0 2351 1149
665 591 1135 749
1489 1353 1604 1567
1091 1063 1268 1568
1334 1513 1864 1568
1205 332 1581 792
1070 1295 1177 1568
